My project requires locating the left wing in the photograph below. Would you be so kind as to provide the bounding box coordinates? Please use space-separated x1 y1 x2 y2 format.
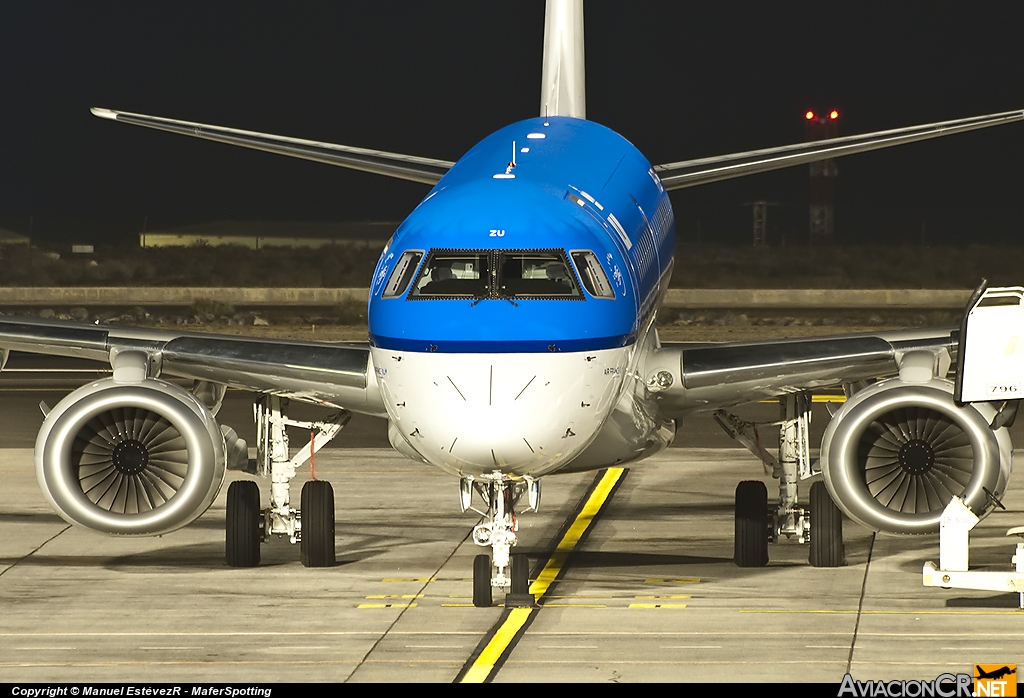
653 110 1024 190
91 108 454 185
0 317 384 416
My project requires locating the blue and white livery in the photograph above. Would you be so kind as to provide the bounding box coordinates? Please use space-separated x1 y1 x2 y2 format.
3 0 1023 605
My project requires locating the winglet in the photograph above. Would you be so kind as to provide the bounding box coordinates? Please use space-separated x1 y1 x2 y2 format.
90 107 117 120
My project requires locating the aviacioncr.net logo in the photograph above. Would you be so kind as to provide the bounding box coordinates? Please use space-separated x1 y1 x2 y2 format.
838 673 973 697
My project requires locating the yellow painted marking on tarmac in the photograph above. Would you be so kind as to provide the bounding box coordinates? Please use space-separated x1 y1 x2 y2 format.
629 603 687 609
757 394 845 404
441 603 476 607
530 467 625 598
539 603 607 608
381 577 435 583
741 605 1024 609
644 578 700 584
357 603 418 609
812 394 846 403
460 467 624 684
460 608 533 683
365 594 423 599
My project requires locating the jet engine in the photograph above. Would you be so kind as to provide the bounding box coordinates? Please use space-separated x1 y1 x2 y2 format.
35 378 227 536
820 377 1012 535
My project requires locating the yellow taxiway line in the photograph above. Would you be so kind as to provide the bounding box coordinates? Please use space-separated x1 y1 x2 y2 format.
458 466 625 683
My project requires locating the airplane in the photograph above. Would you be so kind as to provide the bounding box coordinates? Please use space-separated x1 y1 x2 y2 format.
976 666 1016 681
1 0 1021 607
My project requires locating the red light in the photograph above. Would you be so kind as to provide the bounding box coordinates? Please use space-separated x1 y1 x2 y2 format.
805 111 815 120
829 110 839 120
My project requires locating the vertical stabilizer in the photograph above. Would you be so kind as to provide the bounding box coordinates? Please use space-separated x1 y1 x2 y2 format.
540 0 585 119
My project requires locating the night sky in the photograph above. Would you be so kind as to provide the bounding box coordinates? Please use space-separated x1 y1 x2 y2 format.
3 2 1024 244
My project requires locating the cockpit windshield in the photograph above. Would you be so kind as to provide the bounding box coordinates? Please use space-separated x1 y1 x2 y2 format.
500 252 579 298
409 249 582 300
411 251 490 297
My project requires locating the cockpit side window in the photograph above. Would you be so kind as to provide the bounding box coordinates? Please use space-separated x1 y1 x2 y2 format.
570 251 615 298
382 250 424 298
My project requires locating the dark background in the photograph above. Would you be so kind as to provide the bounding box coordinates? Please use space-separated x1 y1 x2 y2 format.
2 1 1023 246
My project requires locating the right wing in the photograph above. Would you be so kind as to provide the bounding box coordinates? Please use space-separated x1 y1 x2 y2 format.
0 317 385 417
91 108 454 185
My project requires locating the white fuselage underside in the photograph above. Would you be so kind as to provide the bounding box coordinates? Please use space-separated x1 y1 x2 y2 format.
371 347 632 479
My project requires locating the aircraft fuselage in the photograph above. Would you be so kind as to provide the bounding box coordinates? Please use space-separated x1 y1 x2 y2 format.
368 116 676 478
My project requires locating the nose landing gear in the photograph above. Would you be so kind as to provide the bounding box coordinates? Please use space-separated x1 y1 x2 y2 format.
463 473 539 607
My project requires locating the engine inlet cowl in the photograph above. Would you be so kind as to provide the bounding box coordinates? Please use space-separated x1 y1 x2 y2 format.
820 378 1011 534
35 378 226 536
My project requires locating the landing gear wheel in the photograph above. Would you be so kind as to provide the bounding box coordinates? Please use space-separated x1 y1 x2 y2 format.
734 480 769 567
809 481 845 567
504 552 534 607
226 480 261 568
473 554 493 608
510 553 530 596
300 480 336 568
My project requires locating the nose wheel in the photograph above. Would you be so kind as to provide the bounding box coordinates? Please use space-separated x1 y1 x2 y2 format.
473 554 492 607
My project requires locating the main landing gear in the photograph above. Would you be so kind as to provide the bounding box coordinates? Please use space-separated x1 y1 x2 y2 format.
225 394 349 568
719 392 846 568
462 473 539 607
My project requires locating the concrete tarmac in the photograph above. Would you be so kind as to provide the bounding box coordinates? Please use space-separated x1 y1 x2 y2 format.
1 369 1023 683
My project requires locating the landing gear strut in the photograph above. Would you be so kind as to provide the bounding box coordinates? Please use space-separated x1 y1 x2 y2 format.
718 392 846 567
463 473 539 607
225 394 348 568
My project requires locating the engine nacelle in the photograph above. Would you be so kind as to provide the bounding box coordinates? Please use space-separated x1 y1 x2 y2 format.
36 378 227 536
820 377 1012 535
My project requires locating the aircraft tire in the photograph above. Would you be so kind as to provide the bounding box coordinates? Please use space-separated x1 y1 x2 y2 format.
226 480 261 568
300 480 336 568
511 553 530 596
473 554 492 607
809 481 846 567
734 480 769 567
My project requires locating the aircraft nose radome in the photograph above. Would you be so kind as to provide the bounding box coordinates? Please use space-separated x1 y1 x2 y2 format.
371 348 629 478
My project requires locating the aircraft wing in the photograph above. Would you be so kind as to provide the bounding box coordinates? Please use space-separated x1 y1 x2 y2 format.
653 110 1024 190
0 317 385 416
649 327 957 417
90 108 454 185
